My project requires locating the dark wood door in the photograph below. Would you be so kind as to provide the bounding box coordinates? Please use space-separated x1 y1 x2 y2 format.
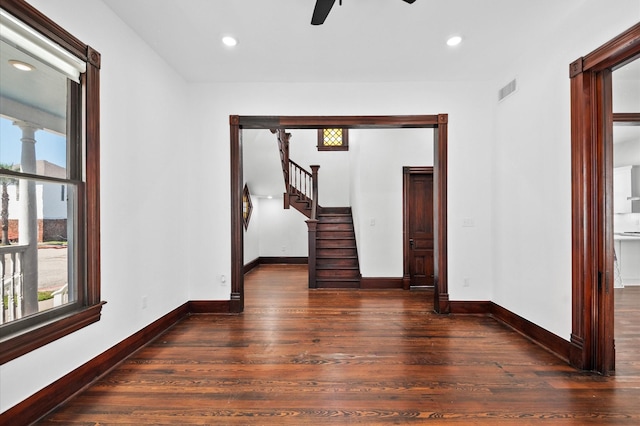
403 167 434 288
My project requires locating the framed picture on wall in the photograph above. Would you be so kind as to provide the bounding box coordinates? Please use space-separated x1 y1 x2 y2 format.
242 184 252 230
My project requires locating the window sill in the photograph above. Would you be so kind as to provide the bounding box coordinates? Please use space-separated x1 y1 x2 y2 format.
317 146 349 151
0 302 105 365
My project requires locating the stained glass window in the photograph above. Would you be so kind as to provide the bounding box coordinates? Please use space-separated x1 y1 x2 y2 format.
318 128 348 151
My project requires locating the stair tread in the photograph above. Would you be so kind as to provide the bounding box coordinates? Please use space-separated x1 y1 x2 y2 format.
321 207 351 212
317 266 359 270
316 278 361 282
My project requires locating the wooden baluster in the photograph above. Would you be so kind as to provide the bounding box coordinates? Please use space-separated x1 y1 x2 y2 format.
304 171 307 198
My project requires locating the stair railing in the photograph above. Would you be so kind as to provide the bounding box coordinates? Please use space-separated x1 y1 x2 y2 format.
288 160 320 219
270 129 322 287
288 160 311 197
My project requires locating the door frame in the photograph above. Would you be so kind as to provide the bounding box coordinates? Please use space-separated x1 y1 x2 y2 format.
402 166 434 290
230 115 449 314
569 23 640 374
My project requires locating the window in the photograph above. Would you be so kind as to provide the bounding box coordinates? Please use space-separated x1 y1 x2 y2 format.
0 2 102 364
318 128 349 151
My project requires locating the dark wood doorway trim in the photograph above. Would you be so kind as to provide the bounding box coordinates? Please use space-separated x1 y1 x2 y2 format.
569 23 640 374
230 115 449 314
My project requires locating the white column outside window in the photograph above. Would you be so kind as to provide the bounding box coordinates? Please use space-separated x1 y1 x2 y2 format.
14 120 39 315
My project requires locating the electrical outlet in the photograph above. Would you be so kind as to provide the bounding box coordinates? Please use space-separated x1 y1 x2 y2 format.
462 218 474 227
463 277 470 288
141 295 148 309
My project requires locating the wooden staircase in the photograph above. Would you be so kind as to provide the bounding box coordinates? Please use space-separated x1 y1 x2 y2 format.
272 129 361 288
315 207 361 288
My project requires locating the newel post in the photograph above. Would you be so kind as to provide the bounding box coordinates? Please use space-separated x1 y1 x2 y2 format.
310 165 320 220
307 165 320 289
306 219 318 289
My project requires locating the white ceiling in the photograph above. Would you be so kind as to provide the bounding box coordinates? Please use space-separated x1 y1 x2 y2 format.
0 40 67 130
101 0 587 83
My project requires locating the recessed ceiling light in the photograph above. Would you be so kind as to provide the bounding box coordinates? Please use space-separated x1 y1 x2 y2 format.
222 36 238 47
9 59 35 71
446 36 462 47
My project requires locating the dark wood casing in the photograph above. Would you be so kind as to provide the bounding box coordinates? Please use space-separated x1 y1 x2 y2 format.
569 23 640 374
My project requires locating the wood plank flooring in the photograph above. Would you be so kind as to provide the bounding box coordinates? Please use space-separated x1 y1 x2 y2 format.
36 265 640 425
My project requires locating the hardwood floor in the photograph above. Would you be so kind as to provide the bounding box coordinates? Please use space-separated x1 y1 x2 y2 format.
36 265 640 425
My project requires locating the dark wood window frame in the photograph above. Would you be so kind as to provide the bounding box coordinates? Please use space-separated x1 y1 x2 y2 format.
317 128 349 151
569 22 640 374
0 0 102 365
230 115 449 314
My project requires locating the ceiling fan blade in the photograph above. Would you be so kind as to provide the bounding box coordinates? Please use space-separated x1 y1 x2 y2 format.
311 0 336 25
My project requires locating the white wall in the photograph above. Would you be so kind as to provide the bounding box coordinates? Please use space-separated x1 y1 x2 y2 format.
5 183 66 220
616 139 640 168
1 0 191 413
40 182 66 219
288 129 351 207
350 128 432 277
6 183 66 220
613 72 640 113
491 0 640 339
613 67 640 167
258 197 308 257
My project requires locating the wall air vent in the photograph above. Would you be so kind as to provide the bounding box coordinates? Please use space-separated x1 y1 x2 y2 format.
498 79 517 102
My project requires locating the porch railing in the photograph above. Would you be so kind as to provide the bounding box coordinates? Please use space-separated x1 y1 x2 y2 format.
0 244 27 324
